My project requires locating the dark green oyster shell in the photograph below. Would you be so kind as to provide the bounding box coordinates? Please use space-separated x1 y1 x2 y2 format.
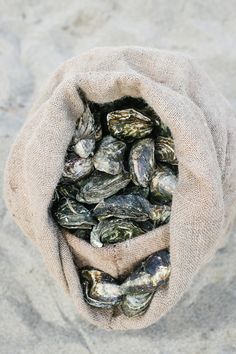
93 194 152 221
121 292 154 317
94 193 171 225
155 137 178 165
121 250 171 295
107 109 154 141
80 269 122 308
93 135 126 175
121 184 150 198
90 219 143 248
77 170 130 204
129 138 155 187
52 198 97 229
56 182 80 200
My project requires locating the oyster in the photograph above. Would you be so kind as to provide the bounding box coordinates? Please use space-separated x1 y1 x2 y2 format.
93 193 170 224
90 219 143 248
80 269 122 308
121 292 154 317
149 204 171 225
155 137 178 165
121 184 149 198
129 138 155 187
107 109 154 141
93 194 151 221
77 170 130 204
74 138 95 158
121 250 171 295
150 164 177 202
73 106 101 144
52 198 97 229
93 135 126 175
62 155 93 182
56 182 80 200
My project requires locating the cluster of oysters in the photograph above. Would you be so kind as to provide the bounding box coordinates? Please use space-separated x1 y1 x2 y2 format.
51 96 178 317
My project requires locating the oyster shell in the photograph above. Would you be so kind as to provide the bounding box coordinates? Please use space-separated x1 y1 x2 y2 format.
93 194 151 221
129 138 155 187
80 269 122 308
121 292 154 317
73 106 101 143
74 138 95 158
56 182 80 200
62 155 93 182
150 164 177 202
90 219 143 248
52 198 97 229
93 193 171 224
107 109 154 141
77 170 130 204
93 135 126 175
155 137 178 165
121 250 171 295
121 184 149 198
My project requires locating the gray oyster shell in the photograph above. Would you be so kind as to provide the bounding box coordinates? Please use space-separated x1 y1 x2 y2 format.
107 109 154 141
62 155 93 182
77 170 130 204
121 250 171 295
72 106 101 158
52 198 97 229
155 137 178 165
73 106 101 144
150 164 177 202
93 135 126 175
80 269 122 308
121 292 154 317
74 138 95 158
129 138 155 187
90 219 143 248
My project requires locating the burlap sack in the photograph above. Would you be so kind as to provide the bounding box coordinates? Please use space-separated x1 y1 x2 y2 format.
4 47 236 330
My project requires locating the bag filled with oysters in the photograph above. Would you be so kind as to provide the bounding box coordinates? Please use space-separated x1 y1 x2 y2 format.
4 47 236 330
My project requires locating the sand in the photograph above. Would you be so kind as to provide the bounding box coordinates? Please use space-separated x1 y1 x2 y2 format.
0 0 236 353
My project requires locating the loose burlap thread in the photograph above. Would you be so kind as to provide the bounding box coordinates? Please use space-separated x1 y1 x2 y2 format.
4 47 236 330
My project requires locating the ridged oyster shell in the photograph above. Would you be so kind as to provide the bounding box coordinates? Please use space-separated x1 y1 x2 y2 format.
121 292 154 318
107 109 154 141
90 218 143 248
129 138 155 187
80 269 122 308
150 164 177 202
62 155 93 182
93 135 126 175
93 193 171 224
77 170 130 204
155 137 178 165
121 250 171 295
52 198 97 229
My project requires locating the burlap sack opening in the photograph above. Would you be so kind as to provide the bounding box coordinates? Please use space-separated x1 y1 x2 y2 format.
4 47 236 330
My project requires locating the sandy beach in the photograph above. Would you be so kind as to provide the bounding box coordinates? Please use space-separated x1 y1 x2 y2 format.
1 1 236 353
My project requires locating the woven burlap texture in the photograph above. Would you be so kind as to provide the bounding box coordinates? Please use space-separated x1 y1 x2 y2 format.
4 47 236 330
